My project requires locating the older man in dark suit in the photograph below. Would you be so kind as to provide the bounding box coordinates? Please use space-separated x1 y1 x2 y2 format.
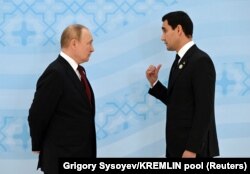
28 24 96 174
146 11 219 158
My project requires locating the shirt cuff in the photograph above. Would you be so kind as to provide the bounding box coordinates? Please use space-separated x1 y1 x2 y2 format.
151 80 158 88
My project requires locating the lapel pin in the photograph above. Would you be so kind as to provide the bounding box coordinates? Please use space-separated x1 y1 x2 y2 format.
179 64 183 69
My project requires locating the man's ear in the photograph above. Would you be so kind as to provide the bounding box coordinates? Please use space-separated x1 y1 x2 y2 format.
176 24 183 35
70 39 78 49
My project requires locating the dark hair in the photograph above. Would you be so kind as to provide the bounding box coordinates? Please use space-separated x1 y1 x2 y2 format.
162 11 193 37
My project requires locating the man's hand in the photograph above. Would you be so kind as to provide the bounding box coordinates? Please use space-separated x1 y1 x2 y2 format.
182 150 196 158
146 64 162 87
32 151 40 154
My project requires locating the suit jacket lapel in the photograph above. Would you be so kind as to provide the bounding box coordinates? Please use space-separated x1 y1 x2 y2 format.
86 77 95 112
57 56 91 107
168 45 197 94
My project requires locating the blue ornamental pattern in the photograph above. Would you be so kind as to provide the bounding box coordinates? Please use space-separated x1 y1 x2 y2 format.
0 0 250 162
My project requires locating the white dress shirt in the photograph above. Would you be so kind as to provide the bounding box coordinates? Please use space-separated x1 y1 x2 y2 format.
177 40 194 63
60 51 81 80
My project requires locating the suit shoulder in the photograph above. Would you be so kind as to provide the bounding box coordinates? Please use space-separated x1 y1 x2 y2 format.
191 47 214 64
193 46 210 58
37 58 65 83
46 58 65 71
42 57 68 77
188 47 215 74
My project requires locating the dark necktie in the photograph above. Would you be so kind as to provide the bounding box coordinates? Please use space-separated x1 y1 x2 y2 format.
171 54 180 73
169 54 180 83
174 54 180 69
77 65 92 105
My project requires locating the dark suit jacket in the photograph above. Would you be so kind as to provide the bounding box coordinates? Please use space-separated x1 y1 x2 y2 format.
28 55 96 173
149 45 219 157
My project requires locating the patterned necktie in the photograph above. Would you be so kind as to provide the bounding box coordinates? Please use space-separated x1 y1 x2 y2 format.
77 65 92 105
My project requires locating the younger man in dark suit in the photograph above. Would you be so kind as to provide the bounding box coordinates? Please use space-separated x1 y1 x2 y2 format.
28 24 96 174
146 11 219 158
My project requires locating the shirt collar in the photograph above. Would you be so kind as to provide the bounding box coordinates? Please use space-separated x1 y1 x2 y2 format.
177 41 195 58
60 51 78 71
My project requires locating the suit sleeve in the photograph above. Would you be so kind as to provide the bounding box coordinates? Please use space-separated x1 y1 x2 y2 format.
186 56 216 153
28 69 63 151
148 81 168 105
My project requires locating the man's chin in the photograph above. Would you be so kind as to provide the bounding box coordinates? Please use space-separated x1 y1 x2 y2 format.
166 47 174 51
164 45 170 50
